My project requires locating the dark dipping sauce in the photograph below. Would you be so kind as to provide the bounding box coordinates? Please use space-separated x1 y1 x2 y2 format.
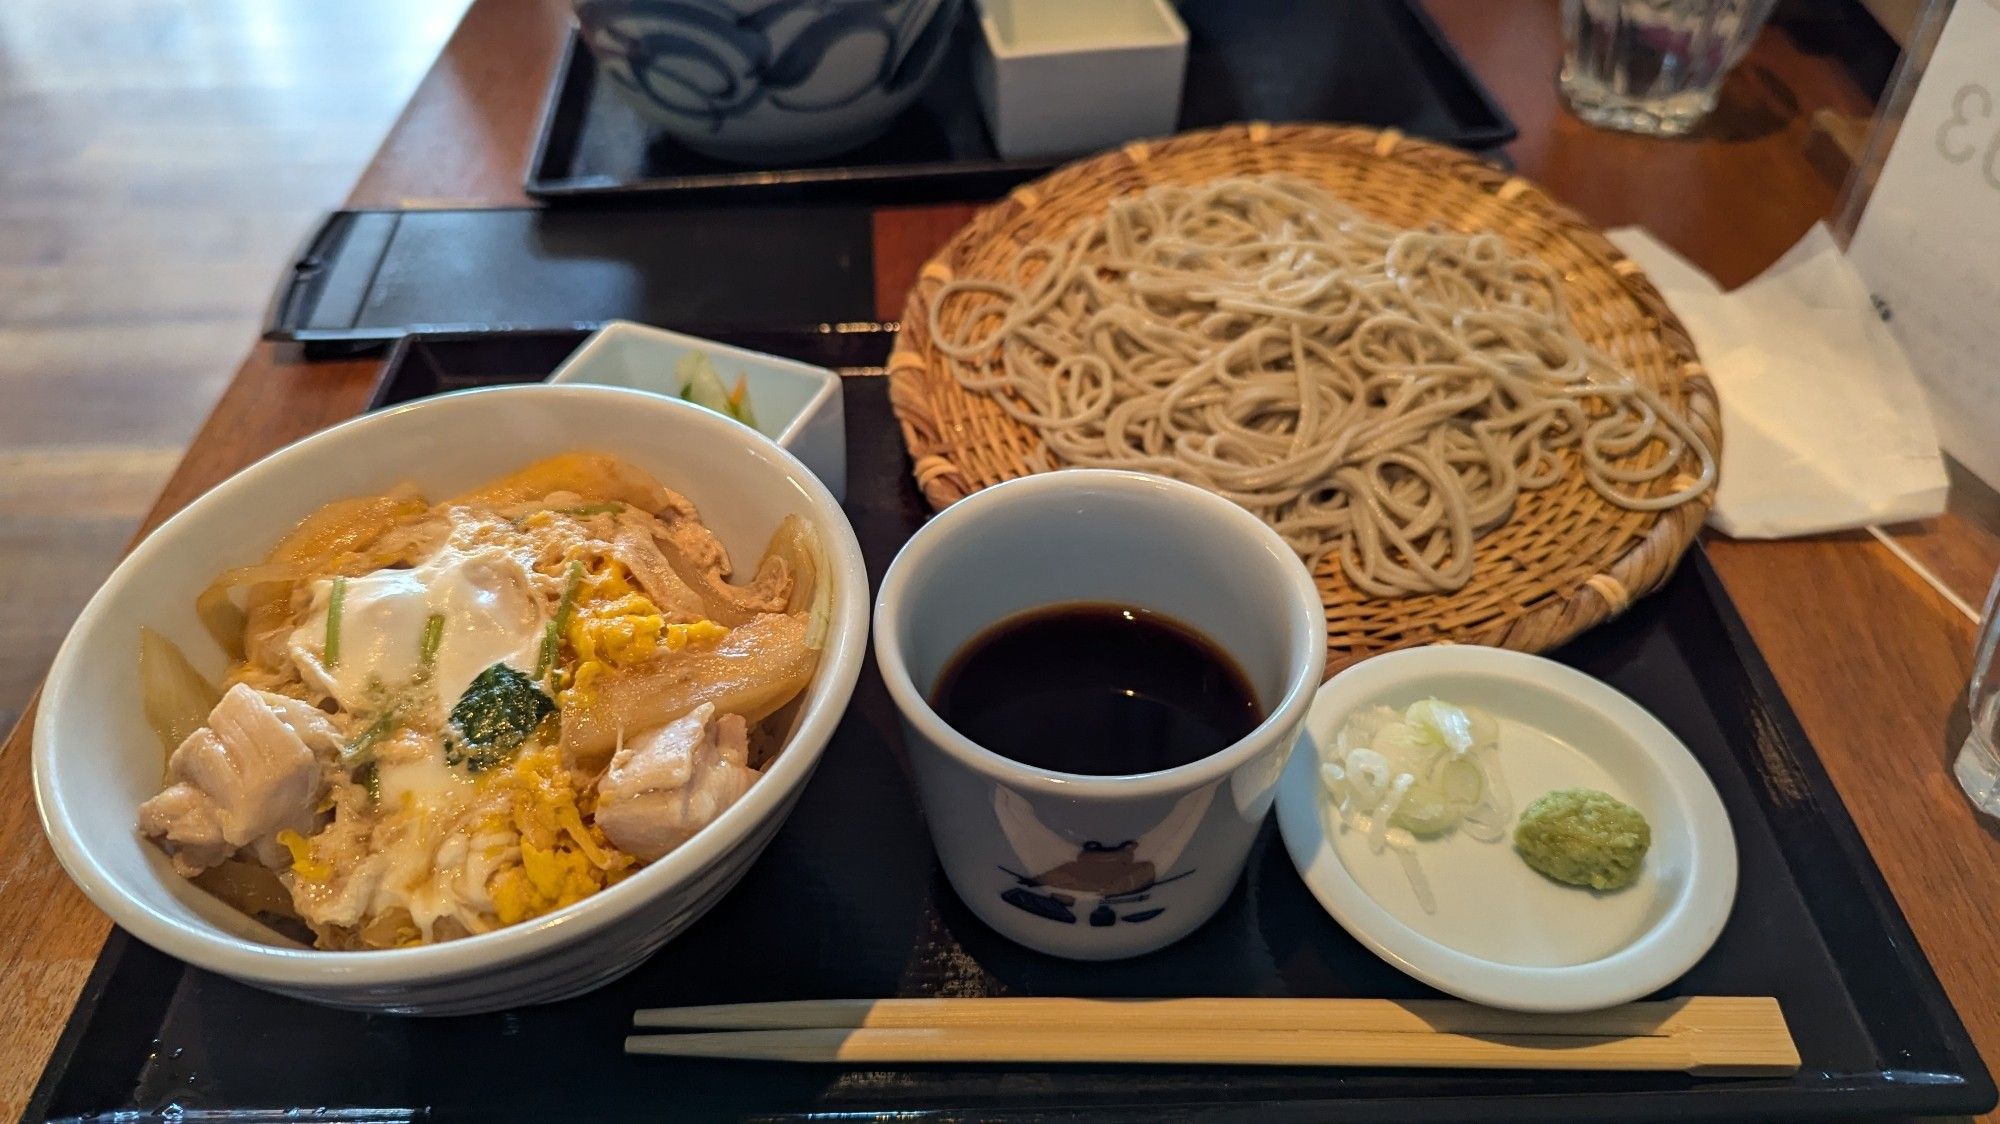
931 602 1264 776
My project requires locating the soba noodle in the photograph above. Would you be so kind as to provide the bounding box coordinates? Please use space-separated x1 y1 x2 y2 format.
925 175 1716 597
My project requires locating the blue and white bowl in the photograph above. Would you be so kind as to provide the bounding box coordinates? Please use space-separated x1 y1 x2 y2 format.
575 0 963 163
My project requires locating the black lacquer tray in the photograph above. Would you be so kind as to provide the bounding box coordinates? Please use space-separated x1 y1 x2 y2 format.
526 0 1517 204
27 327 1993 1123
263 207 878 348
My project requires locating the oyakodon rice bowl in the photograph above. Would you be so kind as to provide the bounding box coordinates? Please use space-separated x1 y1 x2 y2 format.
33 385 869 1014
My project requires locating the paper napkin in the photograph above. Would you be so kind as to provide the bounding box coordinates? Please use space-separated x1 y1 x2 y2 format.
1606 224 1948 538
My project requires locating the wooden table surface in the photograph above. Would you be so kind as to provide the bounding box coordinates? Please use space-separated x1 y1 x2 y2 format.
6 0 1998 1117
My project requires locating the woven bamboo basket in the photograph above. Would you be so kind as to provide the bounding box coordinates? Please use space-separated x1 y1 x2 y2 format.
888 123 1720 675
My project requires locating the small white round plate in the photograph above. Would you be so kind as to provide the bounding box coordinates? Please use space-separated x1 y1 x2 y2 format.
1274 646 1738 1013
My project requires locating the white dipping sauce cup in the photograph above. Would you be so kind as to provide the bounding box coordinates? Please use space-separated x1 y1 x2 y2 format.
874 469 1325 959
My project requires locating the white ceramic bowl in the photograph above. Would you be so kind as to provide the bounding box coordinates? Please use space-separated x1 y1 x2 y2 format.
574 0 964 163
1274 646 1737 1013
33 385 870 1015
547 320 846 501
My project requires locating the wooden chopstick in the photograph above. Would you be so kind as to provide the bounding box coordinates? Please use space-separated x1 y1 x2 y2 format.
635 996 1756 1035
625 997 1799 1075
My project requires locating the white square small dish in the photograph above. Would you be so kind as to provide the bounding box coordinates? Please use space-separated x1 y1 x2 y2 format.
548 320 847 501
971 0 1189 161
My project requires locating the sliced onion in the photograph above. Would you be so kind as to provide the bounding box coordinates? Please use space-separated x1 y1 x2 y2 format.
446 453 667 511
1329 699 1507 846
759 515 832 652
647 532 777 627
194 546 424 660
139 626 220 770
1368 774 1414 854
192 858 299 921
1335 705 1398 755
1477 745 1513 822
195 582 249 661
1458 804 1509 844
1394 847 1438 915
1405 698 1474 755
1437 756 1484 804
561 611 816 773
1369 721 1438 773
194 486 430 659
1388 781 1458 835
1344 747 1392 810
1318 762 1345 794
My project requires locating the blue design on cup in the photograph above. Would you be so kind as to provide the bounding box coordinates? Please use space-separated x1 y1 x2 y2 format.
574 0 961 158
997 839 1196 927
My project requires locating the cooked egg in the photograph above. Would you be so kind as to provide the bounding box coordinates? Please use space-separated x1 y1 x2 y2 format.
375 749 476 815
558 576 727 708
276 828 331 881
290 547 547 723
304 738 635 937
323 741 509 943
488 745 631 925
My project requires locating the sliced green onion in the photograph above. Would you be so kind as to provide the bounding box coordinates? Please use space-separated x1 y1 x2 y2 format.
342 708 396 769
554 561 585 627
534 621 560 680
536 560 586 679
418 612 445 671
323 577 348 668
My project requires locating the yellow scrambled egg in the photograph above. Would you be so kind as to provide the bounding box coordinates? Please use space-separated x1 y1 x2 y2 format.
488 745 634 925
557 560 727 708
276 828 332 882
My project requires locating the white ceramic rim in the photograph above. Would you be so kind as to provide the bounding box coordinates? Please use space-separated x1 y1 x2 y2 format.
545 319 842 451
873 468 1326 800
32 383 871 989
978 0 1189 59
1274 645 1739 1013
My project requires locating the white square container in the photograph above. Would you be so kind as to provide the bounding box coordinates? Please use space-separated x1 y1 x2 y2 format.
972 0 1190 161
547 320 846 501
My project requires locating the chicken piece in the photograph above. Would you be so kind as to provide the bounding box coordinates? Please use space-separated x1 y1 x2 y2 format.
595 703 756 862
258 691 346 761
619 509 791 624
138 683 325 877
291 851 390 934
609 521 711 622
136 780 230 876
282 778 393 937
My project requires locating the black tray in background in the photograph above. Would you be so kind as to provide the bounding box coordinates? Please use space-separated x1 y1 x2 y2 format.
28 327 1994 1122
527 0 1517 204
262 206 877 349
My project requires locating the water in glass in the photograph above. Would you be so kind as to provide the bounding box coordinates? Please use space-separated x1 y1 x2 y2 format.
1559 0 1780 137
1957 569 2000 817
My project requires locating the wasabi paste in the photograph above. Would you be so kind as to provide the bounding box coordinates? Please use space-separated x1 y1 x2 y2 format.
1513 788 1651 891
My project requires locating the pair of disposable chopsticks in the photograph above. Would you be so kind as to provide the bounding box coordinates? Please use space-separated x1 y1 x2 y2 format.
627 996 1799 1075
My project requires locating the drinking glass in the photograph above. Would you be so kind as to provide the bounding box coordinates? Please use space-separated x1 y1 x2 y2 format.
1956 568 2000 817
1559 0 1781 137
